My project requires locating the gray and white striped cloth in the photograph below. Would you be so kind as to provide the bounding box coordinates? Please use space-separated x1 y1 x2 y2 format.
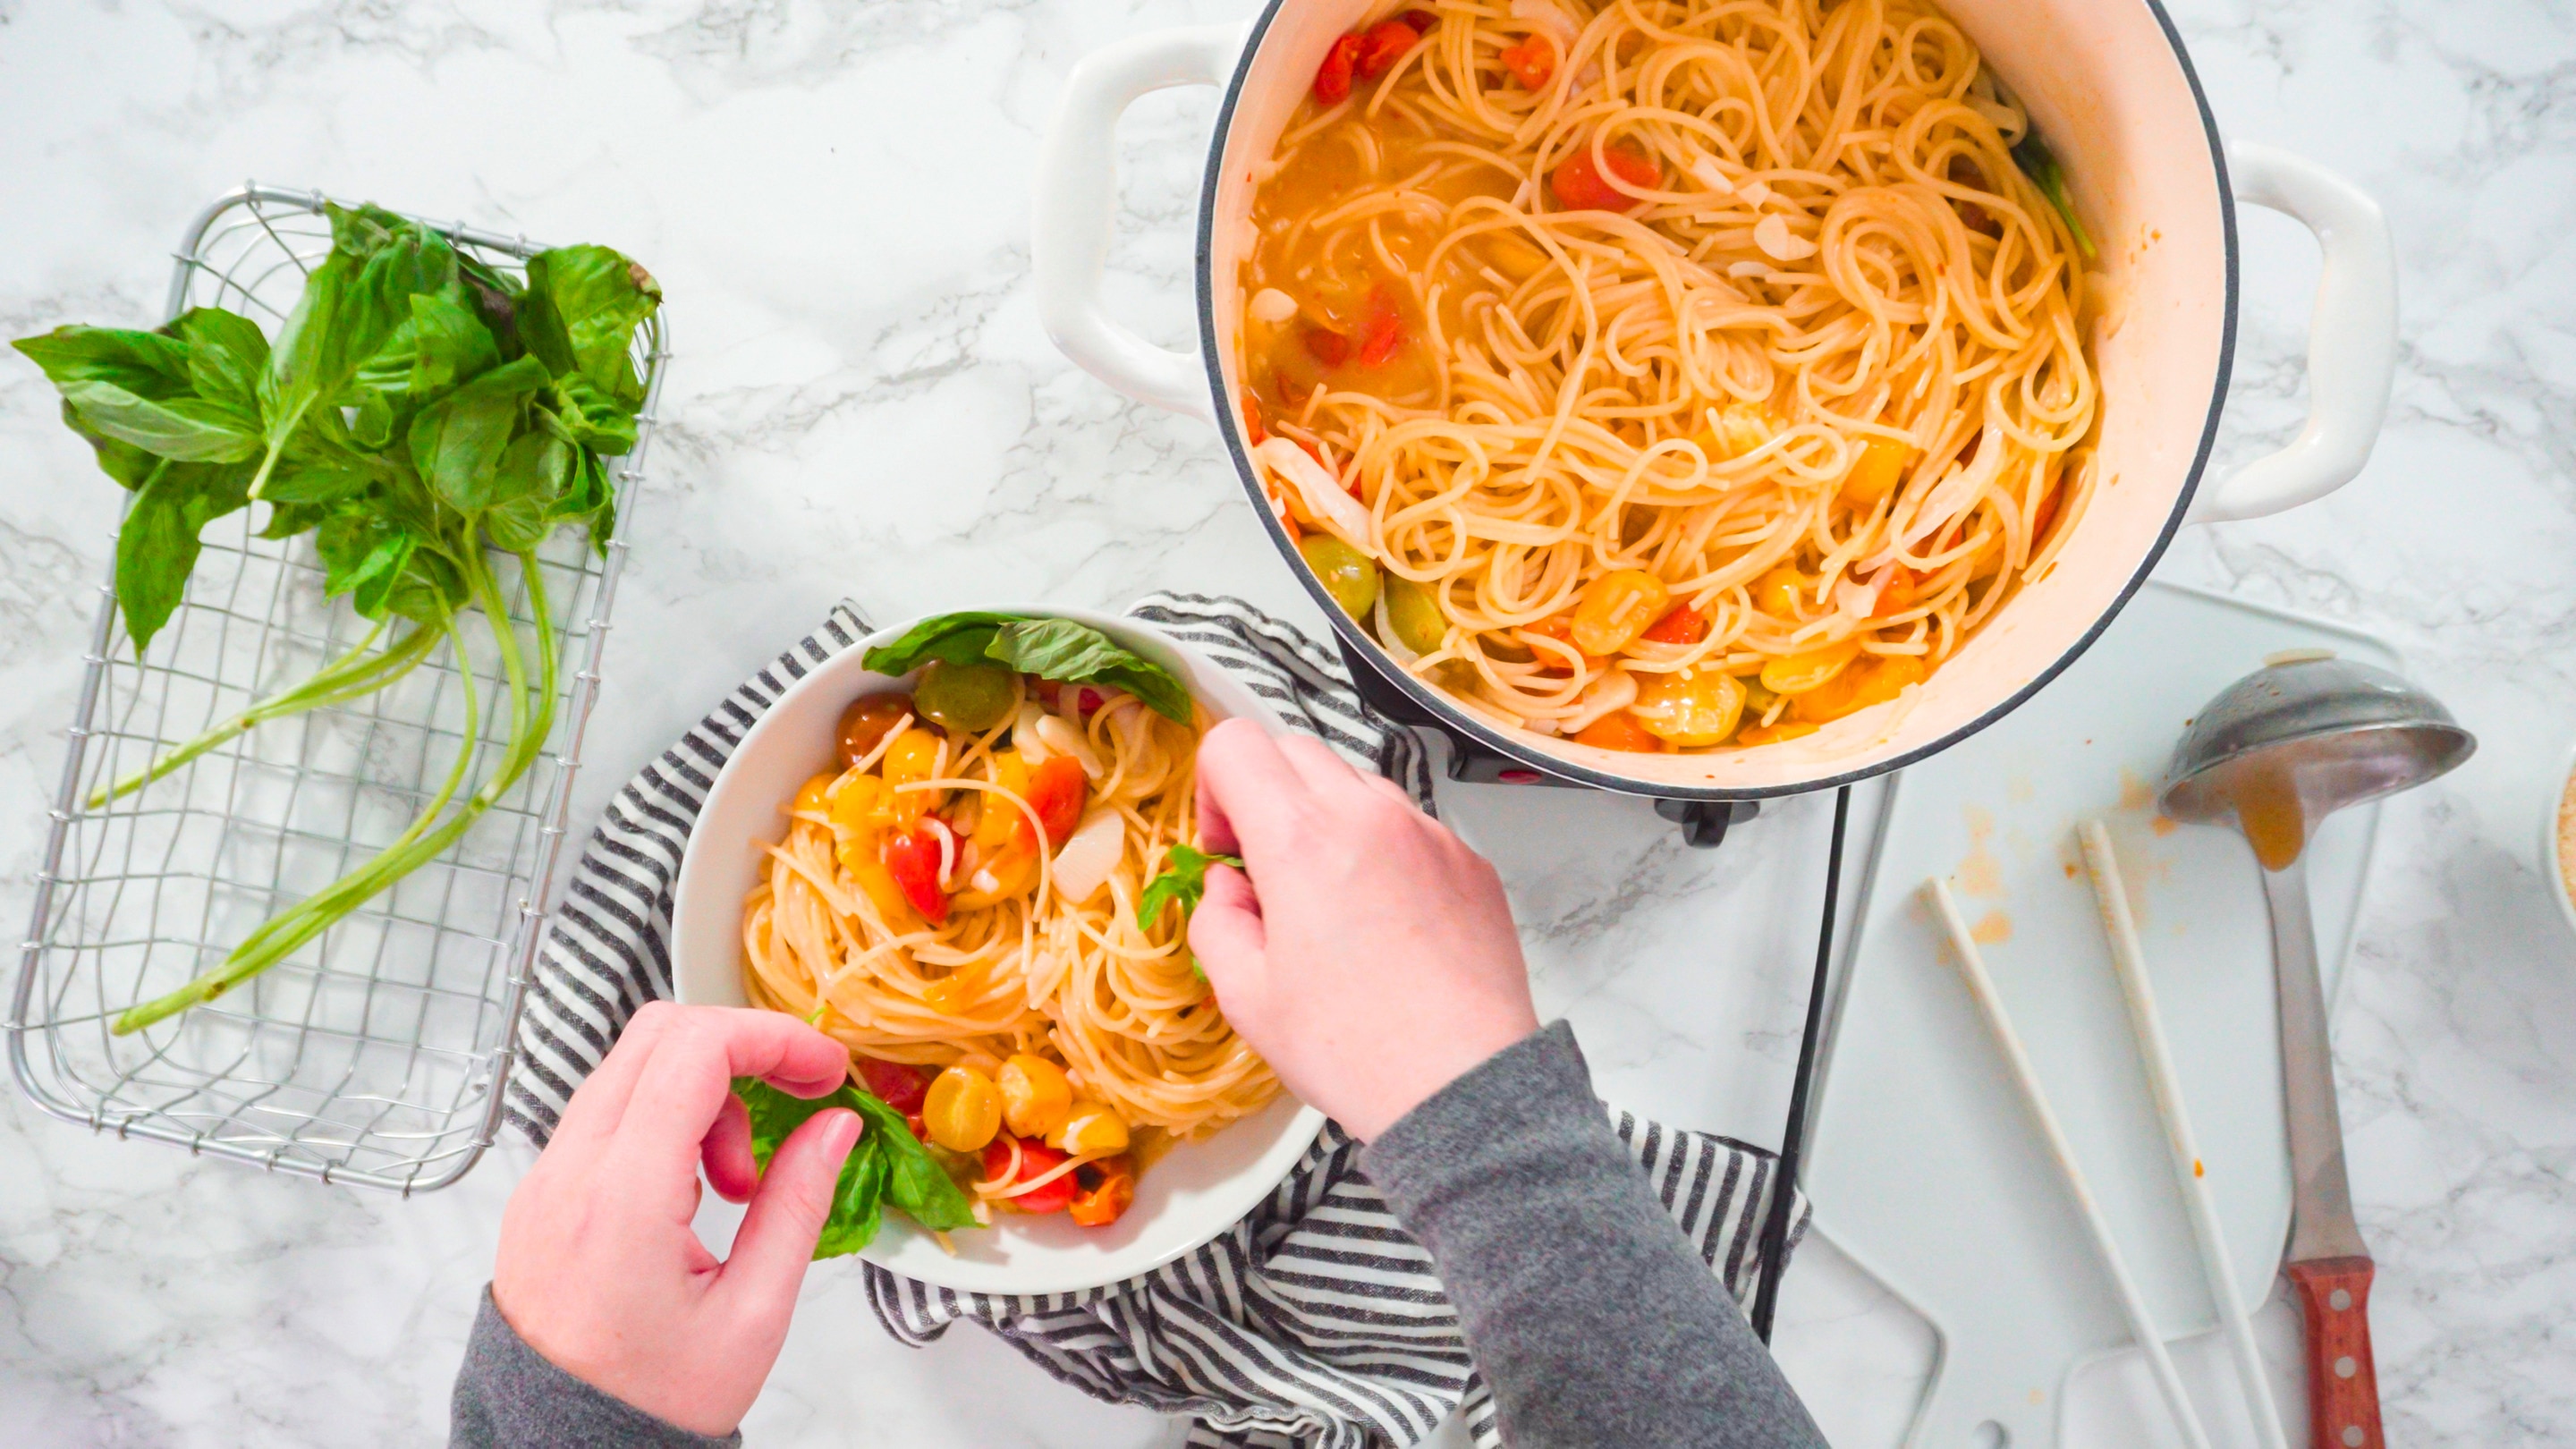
503 591 1805 1449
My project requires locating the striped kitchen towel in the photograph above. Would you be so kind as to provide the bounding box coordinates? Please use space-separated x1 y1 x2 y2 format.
503 591 1806 1449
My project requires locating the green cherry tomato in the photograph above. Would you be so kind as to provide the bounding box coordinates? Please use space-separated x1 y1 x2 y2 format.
1297 534 1380 622
914 660 1016 733
1382 575 1447 657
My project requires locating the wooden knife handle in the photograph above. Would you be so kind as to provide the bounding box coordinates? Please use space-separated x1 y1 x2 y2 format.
2286 1256 2384 1449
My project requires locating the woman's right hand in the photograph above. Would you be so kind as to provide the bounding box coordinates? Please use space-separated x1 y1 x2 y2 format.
1189 718 1538 1140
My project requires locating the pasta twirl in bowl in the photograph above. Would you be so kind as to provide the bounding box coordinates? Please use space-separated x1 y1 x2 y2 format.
672 606 1325 1294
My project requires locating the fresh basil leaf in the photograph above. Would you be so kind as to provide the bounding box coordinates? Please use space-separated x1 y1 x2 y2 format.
860 612 1031 678
60 379 260 462
819 1137 890 1259
13 326 193 398
315 511 415 612
1136 843 1245 932
114 458 252 654
987 619 1195 723
174 308 270 417
841 1084 978 1233
550 374 639 455
525 244 661 406
407 355 549 514
2010 133 2097 263
258 205 456 493
258 499 332 540
405 292 501 396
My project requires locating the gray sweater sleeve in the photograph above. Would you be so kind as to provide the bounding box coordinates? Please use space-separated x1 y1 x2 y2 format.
450 1287 739 1449
1361 1021 1826 1449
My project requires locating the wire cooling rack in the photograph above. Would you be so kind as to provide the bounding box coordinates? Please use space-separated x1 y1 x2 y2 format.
5 186 665 1194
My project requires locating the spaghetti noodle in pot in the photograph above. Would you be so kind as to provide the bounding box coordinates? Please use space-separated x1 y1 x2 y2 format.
739 662 1280 1199
1238 0 2100 753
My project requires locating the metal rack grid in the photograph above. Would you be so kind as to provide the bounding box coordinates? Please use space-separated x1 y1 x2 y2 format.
5 186 665 1194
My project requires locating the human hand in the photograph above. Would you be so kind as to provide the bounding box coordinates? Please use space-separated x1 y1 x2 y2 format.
490 1002 860 1436
1189 719 1538 1141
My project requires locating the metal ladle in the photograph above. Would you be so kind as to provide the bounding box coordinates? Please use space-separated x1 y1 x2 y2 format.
2159 654 2472 1449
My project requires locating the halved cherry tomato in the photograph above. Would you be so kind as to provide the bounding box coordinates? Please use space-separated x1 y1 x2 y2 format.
1869 566 1917 619
1356 19 1420 79
1356 287 1405 367
1400 10 1437 32
1523 612 1607 672
1640 601 1709 645
883 821 952 926
1574 710 1665 753
1304 326 1352 367
1313 32 1364 105
983 1136 1080 1215
1016 754 1089 852
1241 388 1267 446
1069 1157 1137 1227
854 1056 931 1114
1551 138 1660 212
1499 36 1555 89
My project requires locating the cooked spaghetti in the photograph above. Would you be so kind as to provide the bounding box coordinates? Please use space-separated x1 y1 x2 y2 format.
1238 0 2098 752
740 625 1277 1227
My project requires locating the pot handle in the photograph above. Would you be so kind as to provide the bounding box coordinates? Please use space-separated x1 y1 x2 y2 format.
2190 143 2399 524
1033 26 1240 426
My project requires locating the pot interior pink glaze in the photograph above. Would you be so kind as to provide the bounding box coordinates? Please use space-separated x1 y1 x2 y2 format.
1198 0 2233 796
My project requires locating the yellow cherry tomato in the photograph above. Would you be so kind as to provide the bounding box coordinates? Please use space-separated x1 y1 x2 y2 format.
1792 651 1929 724
998 1055 1074 1140
922 1065 1002 1153
830 773 892 836
1754 566 1811 620
1570 570 1671 657
847 859 919 931
1630 667 1746 747
881 727 945 822
1051 1101 1131 1157
950 843 1038 910
792 772 835 816
1688 400 1782 462
1759 639 1863 696
975 750 1032 847
920 971 981 1016
1839 436 1911 508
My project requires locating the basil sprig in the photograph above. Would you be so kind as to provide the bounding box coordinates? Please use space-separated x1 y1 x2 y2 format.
1137 843 1244 932
863 613 1195 723
733 1076 979 1258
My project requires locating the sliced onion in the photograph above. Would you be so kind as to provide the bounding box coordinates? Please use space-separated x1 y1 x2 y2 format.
1036 711 1104 779
1737 179 1773 208
1254 436 1373 548
1050 809 1126 905
1250 287 1298 324
1559 667 1640 734
1013 701 1053 764
1688 157 1734 196
1753 214 1818 262
1833 575 1881 622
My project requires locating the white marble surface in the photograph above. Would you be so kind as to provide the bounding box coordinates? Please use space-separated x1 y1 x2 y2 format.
1 0 2569 1444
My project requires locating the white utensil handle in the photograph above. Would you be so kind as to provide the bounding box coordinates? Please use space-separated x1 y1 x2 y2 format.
1030 25 1239 425
2080 823 2291 1449
2190 143 2398 524
1925 878 2216 1449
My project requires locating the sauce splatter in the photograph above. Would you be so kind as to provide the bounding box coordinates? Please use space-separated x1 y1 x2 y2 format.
1970 910 2012 945
1958 805 2005 897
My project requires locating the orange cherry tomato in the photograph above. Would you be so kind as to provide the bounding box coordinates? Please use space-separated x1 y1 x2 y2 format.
1523 612 1608 672
1016 754 1089 852
1551 138 1660 212
835 693 916 769
1500 36 1555 89
1870 566 1918 619
1574 710 1665 752
1640 601 1709 645
1069 1157 1137 1227
983 1136 1080 1215
1313 32 1363 105
1356 19 1420 79
1241 387 1267 446
883 821 951 926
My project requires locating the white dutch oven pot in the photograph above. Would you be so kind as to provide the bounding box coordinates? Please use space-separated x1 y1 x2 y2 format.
1033 0 2397 798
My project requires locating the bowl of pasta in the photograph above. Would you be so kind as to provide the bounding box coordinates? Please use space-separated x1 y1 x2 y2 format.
1035 0 2398 801
672 606 1326 1294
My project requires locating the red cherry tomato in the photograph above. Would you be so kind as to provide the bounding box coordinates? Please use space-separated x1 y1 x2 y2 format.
1356 287 1405 368
1499 36 1555 89
1551 138 1660 212
1355 19 1419 79
1640 602 1708 645
1312 32 1363 105
883 821 951 925
1016 755 1089 852
1399 10 1438 33
853 1056 931 1113
1069 1158 1136 1227
982 1136 1079 1214
1303 326 1352 367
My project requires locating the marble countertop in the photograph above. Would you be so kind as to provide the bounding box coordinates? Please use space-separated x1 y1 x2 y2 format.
3 0 2570 1444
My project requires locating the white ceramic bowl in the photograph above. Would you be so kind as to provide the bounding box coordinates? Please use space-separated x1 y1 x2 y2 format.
670 605 1326 1294
2545 738 2576 942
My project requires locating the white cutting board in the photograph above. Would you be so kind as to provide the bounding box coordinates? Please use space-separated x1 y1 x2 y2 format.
1805 580 2393 1446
